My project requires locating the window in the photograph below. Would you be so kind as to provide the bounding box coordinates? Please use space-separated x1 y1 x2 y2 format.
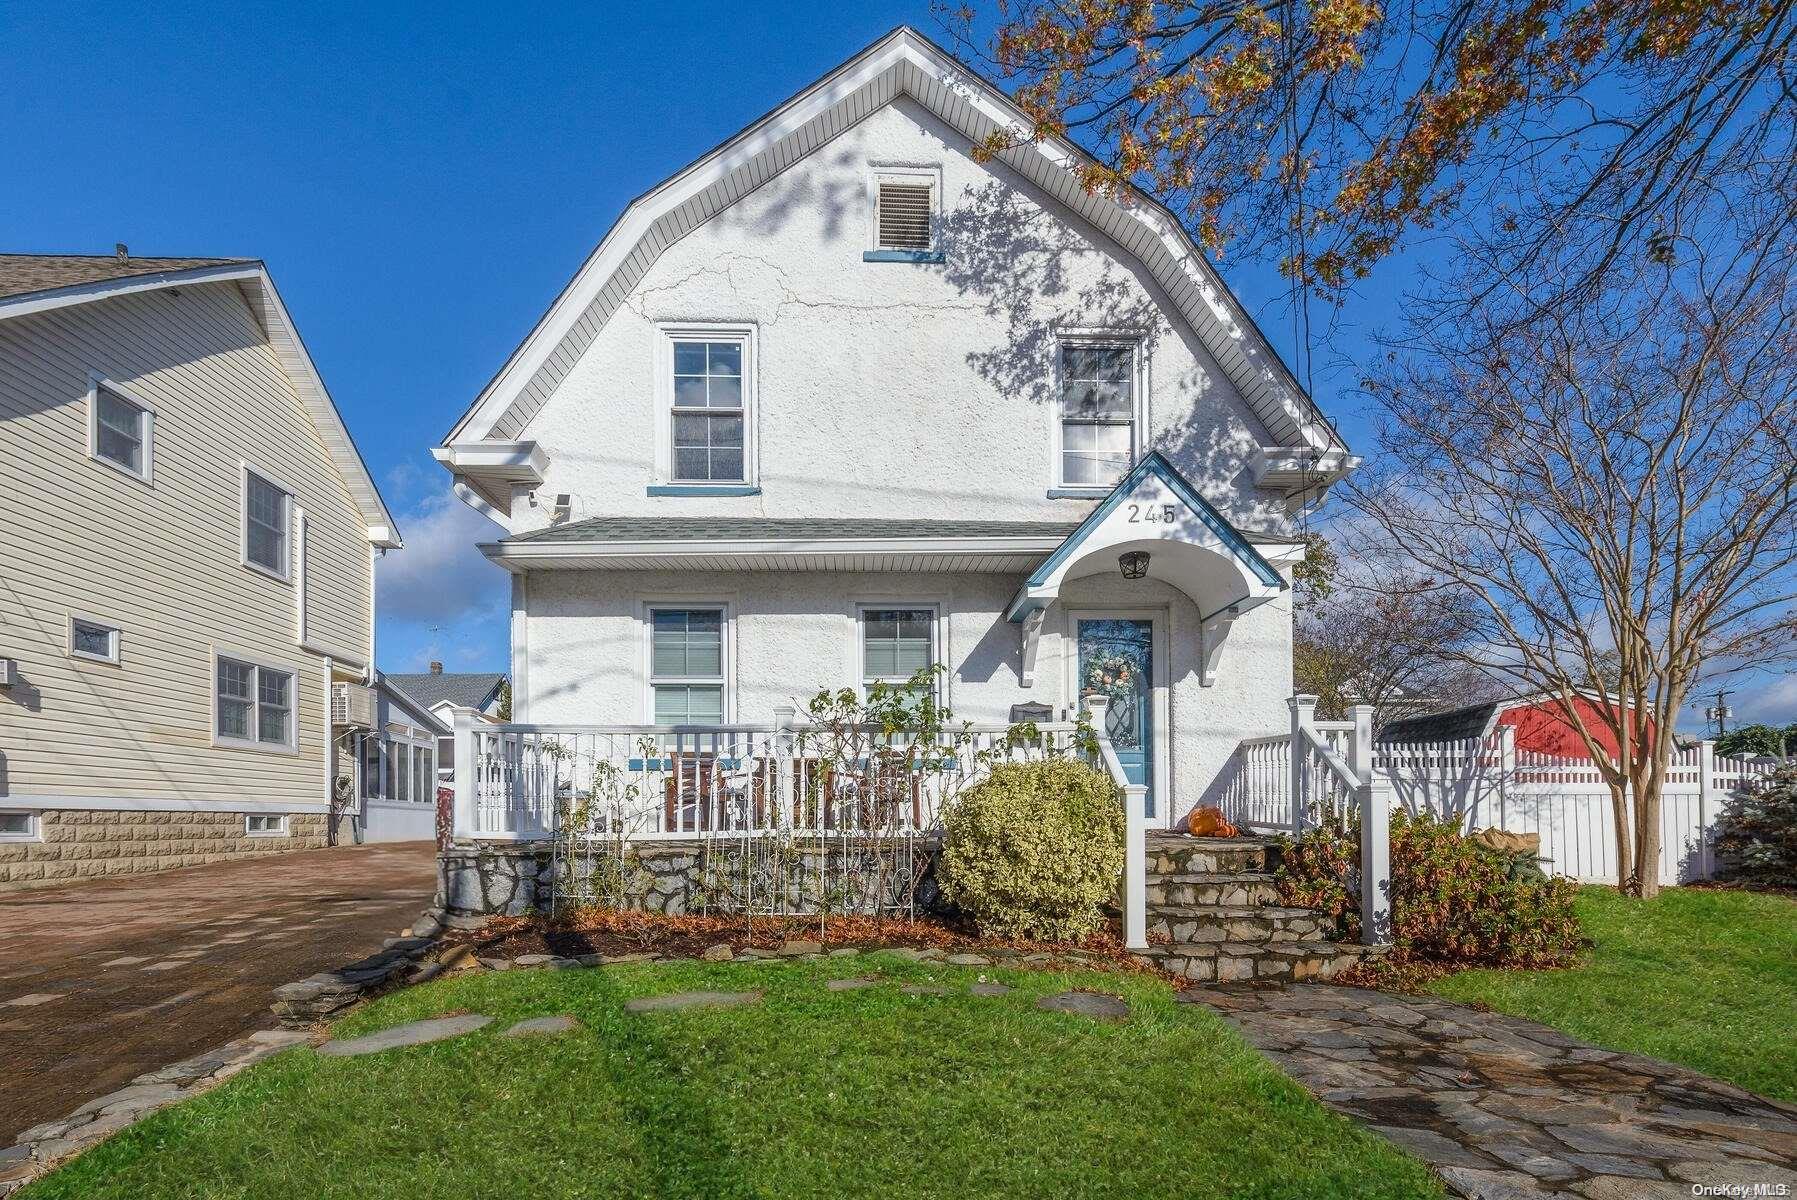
670 340 746 483
1058 342 1138 488
68 616 120 665
861 607 937 688
216 655 296 750
91 383 152 480
245 813 289 837
0 810 40 842
416 747 434 801
649 607 726 724
362 735 386 799
876 181 933 250
243 468 291 579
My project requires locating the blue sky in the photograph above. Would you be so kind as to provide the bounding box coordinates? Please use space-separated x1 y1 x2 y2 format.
4 1 1787 732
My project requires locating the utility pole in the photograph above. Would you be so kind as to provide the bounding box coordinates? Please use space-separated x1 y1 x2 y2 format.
1703 689 1733 737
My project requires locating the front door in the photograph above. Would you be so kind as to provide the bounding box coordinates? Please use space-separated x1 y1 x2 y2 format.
1077 618 1155 817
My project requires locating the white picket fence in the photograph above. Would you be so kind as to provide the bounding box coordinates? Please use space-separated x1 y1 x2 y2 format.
1221 710 1776 885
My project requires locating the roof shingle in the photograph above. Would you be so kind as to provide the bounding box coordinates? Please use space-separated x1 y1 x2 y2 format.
0 253 252 302
385 672 507 711
508 517 1291 544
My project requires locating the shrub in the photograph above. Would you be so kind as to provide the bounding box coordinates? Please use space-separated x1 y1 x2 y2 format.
1715 763 1797 889
937 759 1124 941
1277 811 1586 968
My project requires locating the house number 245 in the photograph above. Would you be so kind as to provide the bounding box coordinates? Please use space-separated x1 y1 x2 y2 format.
1127 504 1177 524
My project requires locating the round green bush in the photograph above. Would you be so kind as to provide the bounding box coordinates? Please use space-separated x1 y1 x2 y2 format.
937 759 1124 941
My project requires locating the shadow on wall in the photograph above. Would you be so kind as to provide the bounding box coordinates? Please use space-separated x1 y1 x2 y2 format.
702 102 1273 512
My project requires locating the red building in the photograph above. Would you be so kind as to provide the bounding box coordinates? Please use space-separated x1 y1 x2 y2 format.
1378 692 1654 759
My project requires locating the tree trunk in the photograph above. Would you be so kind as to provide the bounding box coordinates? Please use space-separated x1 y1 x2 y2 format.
1632 748 1670 900
1608 777 1635 895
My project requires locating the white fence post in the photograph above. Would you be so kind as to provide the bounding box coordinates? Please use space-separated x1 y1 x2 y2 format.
452 710 476 840
1086 694 1147 952
774 705 796 828
1359 775 1394 945
1348 703 1374 783
1698 739 1717 880
1123 782 1148 951
1287 694 1317 832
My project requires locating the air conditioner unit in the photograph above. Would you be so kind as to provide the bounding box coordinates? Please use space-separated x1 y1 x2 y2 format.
331 682 376 730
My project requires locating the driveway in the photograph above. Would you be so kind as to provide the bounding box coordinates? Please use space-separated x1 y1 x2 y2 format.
0 841 438 1144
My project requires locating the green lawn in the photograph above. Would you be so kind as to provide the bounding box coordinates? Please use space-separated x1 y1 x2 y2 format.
1430 886 1797 1101
26 955 1439 1200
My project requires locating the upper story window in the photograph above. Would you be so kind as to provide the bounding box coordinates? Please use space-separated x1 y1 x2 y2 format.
90 380 152 481
648 606 726 724
215 653 297 752
656 325 755 491
242 466 292 580
1057 342 1140 490
865 166 943 262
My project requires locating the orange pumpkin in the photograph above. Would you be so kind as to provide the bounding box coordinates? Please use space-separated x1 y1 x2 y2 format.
1187 806 1239 838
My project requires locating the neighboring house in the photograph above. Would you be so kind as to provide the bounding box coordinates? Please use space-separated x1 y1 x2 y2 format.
1377 692 1654 760
385 664 506 782
0 251 403 889
342 676 450 844
433 27 1354 827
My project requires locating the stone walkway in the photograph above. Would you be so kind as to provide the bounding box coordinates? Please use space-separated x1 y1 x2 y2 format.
1187 984 1797 1199
0 841 438 1144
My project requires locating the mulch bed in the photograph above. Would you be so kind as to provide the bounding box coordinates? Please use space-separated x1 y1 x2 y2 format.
439 909 1160 975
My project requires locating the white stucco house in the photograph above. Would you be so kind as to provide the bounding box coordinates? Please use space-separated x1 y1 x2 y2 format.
433 27 1354 831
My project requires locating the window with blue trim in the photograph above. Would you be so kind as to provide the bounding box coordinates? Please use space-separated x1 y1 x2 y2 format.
670 341 745 483
650 607 725 724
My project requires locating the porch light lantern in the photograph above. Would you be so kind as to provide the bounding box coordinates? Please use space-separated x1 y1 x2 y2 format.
1118 550 1150 580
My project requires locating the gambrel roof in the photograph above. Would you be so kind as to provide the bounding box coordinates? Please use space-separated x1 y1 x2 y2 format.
0 253 400 546
443 26 1348 455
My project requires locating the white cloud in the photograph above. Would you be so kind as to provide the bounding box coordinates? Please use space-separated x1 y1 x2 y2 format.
377 487 507 627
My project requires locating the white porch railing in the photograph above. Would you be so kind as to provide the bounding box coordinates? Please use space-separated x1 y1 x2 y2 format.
451 709 1087 842
1085 695 1148 951
1215 696 1393 945
452 703 1152 952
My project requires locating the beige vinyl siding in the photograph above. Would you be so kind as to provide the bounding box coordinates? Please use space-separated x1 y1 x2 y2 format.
0 280 374 806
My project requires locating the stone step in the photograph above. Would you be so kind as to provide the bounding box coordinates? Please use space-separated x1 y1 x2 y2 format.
1134 939 1386 985
1144 835 1281 877
1145 871 1281 908
1146 904 1328 945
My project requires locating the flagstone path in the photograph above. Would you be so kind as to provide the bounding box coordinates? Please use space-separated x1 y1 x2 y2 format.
1185 983 1797 1200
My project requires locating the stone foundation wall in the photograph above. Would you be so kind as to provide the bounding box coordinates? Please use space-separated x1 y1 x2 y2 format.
0 810 329 891
437 837 945 924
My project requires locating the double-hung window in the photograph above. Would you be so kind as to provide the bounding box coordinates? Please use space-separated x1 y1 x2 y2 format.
91 383 152 480
649 607 726 725
1058 343 1138 489
216 655 296 751
669 336 747 484
861 608 937 690
242 467 292 580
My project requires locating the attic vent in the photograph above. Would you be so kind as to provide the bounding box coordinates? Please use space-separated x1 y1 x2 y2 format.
877 182 933 250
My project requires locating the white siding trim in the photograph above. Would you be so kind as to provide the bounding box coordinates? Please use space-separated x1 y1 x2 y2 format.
6 796 330 814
